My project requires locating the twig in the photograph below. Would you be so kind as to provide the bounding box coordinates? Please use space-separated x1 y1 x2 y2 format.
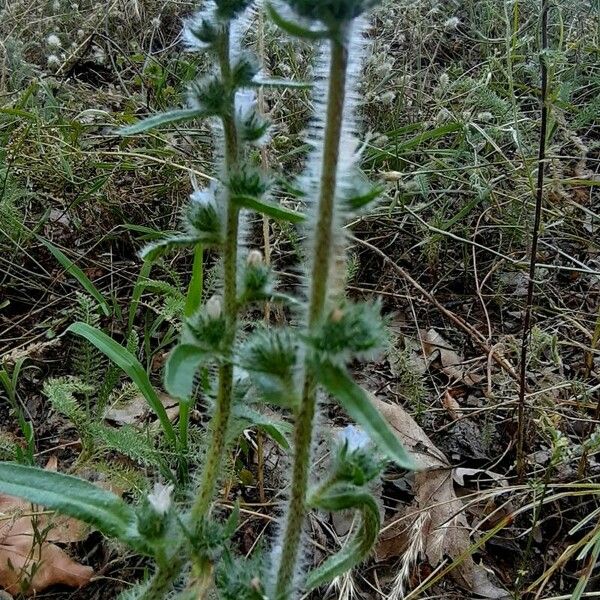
351 235 521 387
516 0 550 483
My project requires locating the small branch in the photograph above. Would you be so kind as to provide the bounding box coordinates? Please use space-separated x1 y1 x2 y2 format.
352 235 522 387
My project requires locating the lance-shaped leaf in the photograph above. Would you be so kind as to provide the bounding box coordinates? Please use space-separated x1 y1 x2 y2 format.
164 344 205 400
306 482 380 589
0 463 149 553
250 76 311 89
120 108 208 135
140 234 220 263
41 238 110 316
230 404 292 449
67 323 177 447
266 2 330 39
315 361 415 469
231 195 305 223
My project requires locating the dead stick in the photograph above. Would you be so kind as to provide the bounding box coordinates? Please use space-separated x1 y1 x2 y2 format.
352 235 521 386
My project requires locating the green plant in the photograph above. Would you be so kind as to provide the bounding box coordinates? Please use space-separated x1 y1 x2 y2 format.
0 1 414 598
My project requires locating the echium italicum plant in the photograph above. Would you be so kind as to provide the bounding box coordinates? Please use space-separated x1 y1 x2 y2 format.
0 0 413 598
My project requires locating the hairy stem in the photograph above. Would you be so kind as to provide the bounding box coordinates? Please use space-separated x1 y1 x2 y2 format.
516 0 549 483
274 35 349 600
192 24 241 521
138 557 183 600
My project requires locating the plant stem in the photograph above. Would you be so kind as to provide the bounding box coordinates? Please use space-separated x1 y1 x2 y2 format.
184 244 204 318
192 24 241 522
516 0 549 483
274 34 349 600
139 557 183 600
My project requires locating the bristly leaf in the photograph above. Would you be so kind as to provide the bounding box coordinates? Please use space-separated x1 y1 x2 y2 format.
266 2 330 39
185 309 228 355
230 404 292 449
214 0 253 20
231 195 305 223
307 301 387 361
250 76 311 89
119 109 207 135
280 0 382 26
306 483 380 589
238 328 299 407
339 172 383 212
0 463 150 553
188 76 229 116
164 344 205 400
214 547 269 600
140 234 219 263
228 166 270 197
231 54 260 88
186 192 223 238
315 361 414 469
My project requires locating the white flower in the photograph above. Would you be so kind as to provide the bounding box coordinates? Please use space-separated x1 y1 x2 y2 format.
147 482 173 515
52 0 60 11
235 89 256 115
151 17 161 28
444 17 461 30
379 90 396 106
477 112 494 123
340 425 370 452
205 295 222 319
190 189 214 207
47 54 61 68
47 34 62 48
246 249 263 266
438 72 450 88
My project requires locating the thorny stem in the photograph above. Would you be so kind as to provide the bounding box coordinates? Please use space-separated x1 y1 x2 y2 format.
516 0 549 483
274 34 349 600
192 24 240 521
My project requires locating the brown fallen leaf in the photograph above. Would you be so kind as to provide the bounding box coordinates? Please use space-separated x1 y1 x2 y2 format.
420 328 483 386
0 460 93 595
442 389 463 420
372 397 507 599
105 391 178 426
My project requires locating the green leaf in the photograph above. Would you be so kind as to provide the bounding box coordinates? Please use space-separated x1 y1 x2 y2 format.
266 3 330 39
0 462 149 552
41 238 110 316
140 235 215 263
67 323 177 447
344 184 383 211
306 483 380 589
231 195 305 223
231 405 291 449
164 344 205 400
250 77 311 89
119 109 207 135
316 362 415 469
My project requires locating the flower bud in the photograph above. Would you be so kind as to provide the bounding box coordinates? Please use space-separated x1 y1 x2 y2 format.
246 249 263 266
206 295 222 319
147 482 173 515
330 307 344 323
